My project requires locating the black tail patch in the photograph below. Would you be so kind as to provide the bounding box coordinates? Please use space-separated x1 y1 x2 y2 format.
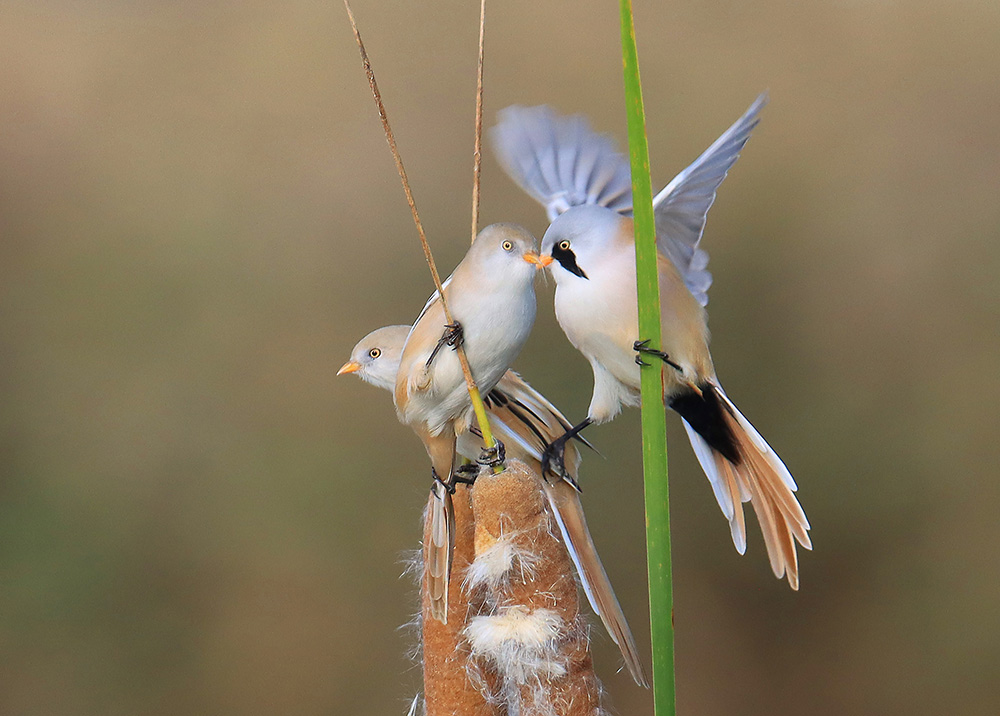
669 385 741 465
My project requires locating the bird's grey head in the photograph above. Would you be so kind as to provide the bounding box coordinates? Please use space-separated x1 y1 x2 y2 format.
338 325 410 391
465 223 547 283
540 205 625 281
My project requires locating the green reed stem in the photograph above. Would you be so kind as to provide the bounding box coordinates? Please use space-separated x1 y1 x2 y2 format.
619 2 676 713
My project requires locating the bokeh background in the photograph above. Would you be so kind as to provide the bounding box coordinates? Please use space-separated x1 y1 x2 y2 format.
2 1 999 714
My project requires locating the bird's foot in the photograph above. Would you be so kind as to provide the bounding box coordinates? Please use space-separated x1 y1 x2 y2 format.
452 462 480 487
426 322 465 367
634 339 682 371
443 322 464 349
541 438 571 483
476 439 506 469
541 417 592 485
430 468 456 495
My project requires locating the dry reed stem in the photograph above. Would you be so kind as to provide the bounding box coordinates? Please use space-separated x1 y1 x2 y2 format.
469 0 486 246
343 0 499 460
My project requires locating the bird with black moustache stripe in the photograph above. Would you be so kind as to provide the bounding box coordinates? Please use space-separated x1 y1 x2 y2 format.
490 94 811 589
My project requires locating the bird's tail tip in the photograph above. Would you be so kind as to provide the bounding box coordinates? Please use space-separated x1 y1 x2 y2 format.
680 383 811 590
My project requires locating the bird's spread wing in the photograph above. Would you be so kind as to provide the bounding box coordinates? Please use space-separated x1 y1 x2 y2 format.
653 93 767 307
490 105 633 222
491 99 766 304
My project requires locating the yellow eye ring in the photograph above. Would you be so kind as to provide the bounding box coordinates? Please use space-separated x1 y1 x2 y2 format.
501 240 513 251
558 240 571 251
368 348 381 359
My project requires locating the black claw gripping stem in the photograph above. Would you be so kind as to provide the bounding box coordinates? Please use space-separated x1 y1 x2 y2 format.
426 322 465 368
634 339 682 372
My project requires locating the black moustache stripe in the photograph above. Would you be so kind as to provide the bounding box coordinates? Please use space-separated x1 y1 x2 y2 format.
551 244 588 279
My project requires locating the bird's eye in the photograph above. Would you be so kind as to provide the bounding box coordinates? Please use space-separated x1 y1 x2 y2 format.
368 348 381 359
501 240 513 251
558 240 571 251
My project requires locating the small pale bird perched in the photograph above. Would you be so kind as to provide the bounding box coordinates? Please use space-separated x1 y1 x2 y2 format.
390 223 546 622
490 95 812 589
340 325 648 687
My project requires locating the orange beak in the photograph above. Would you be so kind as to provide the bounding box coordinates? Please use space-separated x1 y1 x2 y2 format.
523 252 553 269
337 361 361 376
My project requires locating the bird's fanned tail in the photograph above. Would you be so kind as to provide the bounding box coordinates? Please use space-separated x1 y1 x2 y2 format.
542 478 649 687
676 383 811 589
426 482 455 623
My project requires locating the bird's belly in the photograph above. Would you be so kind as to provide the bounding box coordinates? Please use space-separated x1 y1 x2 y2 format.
554 265 641 390
418 293 536 435
459 294 535 390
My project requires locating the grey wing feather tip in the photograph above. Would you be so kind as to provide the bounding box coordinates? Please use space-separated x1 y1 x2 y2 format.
492 93 767 308
654 92 769 305
490 105 633 219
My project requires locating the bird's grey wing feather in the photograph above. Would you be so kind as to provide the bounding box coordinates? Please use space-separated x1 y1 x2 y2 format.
490 105 633 222
490 103 734 303
653 93 767 307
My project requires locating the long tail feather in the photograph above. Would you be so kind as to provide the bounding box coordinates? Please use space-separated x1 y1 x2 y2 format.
473 374 646 684
542 479 649 687
426 483 455 623
682 418 746 553
718 386 810 589
679 384 811 589
716 450 748 555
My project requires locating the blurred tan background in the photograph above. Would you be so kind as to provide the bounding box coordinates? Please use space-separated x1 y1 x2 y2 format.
2 1 998 714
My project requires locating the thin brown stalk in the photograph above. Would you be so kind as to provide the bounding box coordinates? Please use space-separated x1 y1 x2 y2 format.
343 0 498 454
470 0 487 245
343 0 444 296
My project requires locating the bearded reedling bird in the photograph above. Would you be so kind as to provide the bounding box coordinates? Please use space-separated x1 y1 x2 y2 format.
390 223 547 622
490 94 812 589
339 326 648 687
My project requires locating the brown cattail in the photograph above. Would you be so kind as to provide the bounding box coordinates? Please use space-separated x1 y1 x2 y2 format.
464 459 604 716
421 485 501 716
